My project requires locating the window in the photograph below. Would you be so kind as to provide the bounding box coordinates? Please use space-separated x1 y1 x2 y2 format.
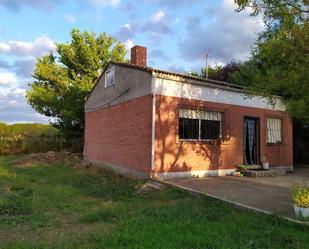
201 120 221 140
179 109 222 140
267 118 282 143
179 118 199 139
105 67 115 88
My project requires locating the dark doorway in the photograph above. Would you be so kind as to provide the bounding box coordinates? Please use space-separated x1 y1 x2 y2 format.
293 121 309 165
244 117 259 165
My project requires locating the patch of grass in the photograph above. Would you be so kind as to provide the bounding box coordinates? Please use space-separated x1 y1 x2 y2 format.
0 188 32 215
0 214 21 226
25 212 54 229
0 155 309 249
80 209 118 224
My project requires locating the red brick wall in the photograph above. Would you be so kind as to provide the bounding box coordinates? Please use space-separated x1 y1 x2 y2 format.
154 95 293 173
84 95 153 173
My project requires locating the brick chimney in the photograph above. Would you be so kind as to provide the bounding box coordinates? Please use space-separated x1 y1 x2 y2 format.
131 45 147 67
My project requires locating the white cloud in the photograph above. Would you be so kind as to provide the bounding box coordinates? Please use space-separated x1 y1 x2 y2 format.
0 35 55 57
64 13 76 23
178 0 264 64
115 9 173 43
124 23 131 29
136 0 197 9
0 43 10 52
0 58 10 68
149 49 169 60
11 88 26 95
0 58 35 79
12 59 36 78
89 0 121 8
152 10 165 22
141 10 172 36
0 72 17 85
0 35 56 124
124 39 134 50
115 22 137 41
0 0 67 12
0 88 49 124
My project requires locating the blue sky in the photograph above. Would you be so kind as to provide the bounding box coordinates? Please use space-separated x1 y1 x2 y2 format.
0 0 263 124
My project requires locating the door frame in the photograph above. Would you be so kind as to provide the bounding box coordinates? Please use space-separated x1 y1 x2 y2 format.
243 116 261 165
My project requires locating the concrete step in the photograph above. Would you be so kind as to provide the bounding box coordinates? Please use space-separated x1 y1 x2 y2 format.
243 166 293 177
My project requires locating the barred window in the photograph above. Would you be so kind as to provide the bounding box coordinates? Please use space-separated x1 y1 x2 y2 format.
105 67 115 88
179 118 199 140
179 109 221 140
267 118 282 143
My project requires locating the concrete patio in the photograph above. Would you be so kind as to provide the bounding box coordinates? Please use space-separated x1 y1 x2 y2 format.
166 167 309 219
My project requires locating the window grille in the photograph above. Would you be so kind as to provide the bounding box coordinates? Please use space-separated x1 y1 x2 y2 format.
267 118 282 143
105 67 115 88
179 109 222 140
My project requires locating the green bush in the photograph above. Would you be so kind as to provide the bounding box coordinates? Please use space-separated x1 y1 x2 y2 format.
0 123 83 154
0 189 33 215
292 186 309 208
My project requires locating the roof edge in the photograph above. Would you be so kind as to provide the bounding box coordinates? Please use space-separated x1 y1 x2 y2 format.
111 61 284 100
85 61 284 105
111 61 243 91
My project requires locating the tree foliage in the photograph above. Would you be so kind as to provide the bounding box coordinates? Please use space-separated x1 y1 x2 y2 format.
235 0 308 16
233 0 309 123
205 61 241 82
191 61 241 82
26 29 127 137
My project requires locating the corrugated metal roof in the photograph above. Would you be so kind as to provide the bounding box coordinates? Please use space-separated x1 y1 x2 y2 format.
85 61 283 105
111 61 244 91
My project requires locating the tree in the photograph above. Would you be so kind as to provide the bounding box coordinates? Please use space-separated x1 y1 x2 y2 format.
26 29 127 138
235 0 309 16
233 0 309 123
191 61 241 82
202 64 224 80
228 60 262 86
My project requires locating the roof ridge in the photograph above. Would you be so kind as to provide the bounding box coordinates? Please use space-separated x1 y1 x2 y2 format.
111 61 243 90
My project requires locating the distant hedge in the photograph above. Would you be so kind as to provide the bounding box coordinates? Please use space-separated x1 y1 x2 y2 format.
0 123 82 155
0 123 59 137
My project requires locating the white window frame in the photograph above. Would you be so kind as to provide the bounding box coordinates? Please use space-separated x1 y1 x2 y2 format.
266 117 282 144
179 108 222 141
104 67 115 88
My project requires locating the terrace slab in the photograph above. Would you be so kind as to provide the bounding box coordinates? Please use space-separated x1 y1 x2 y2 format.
166 167 309 219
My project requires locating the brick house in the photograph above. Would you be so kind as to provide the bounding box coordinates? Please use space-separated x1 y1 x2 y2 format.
83 45 293 179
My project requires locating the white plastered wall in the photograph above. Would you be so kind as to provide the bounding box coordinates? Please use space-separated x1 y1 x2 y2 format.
154 77 286 111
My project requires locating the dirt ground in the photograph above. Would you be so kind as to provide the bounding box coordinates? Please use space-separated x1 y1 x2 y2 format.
13 151 84 168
